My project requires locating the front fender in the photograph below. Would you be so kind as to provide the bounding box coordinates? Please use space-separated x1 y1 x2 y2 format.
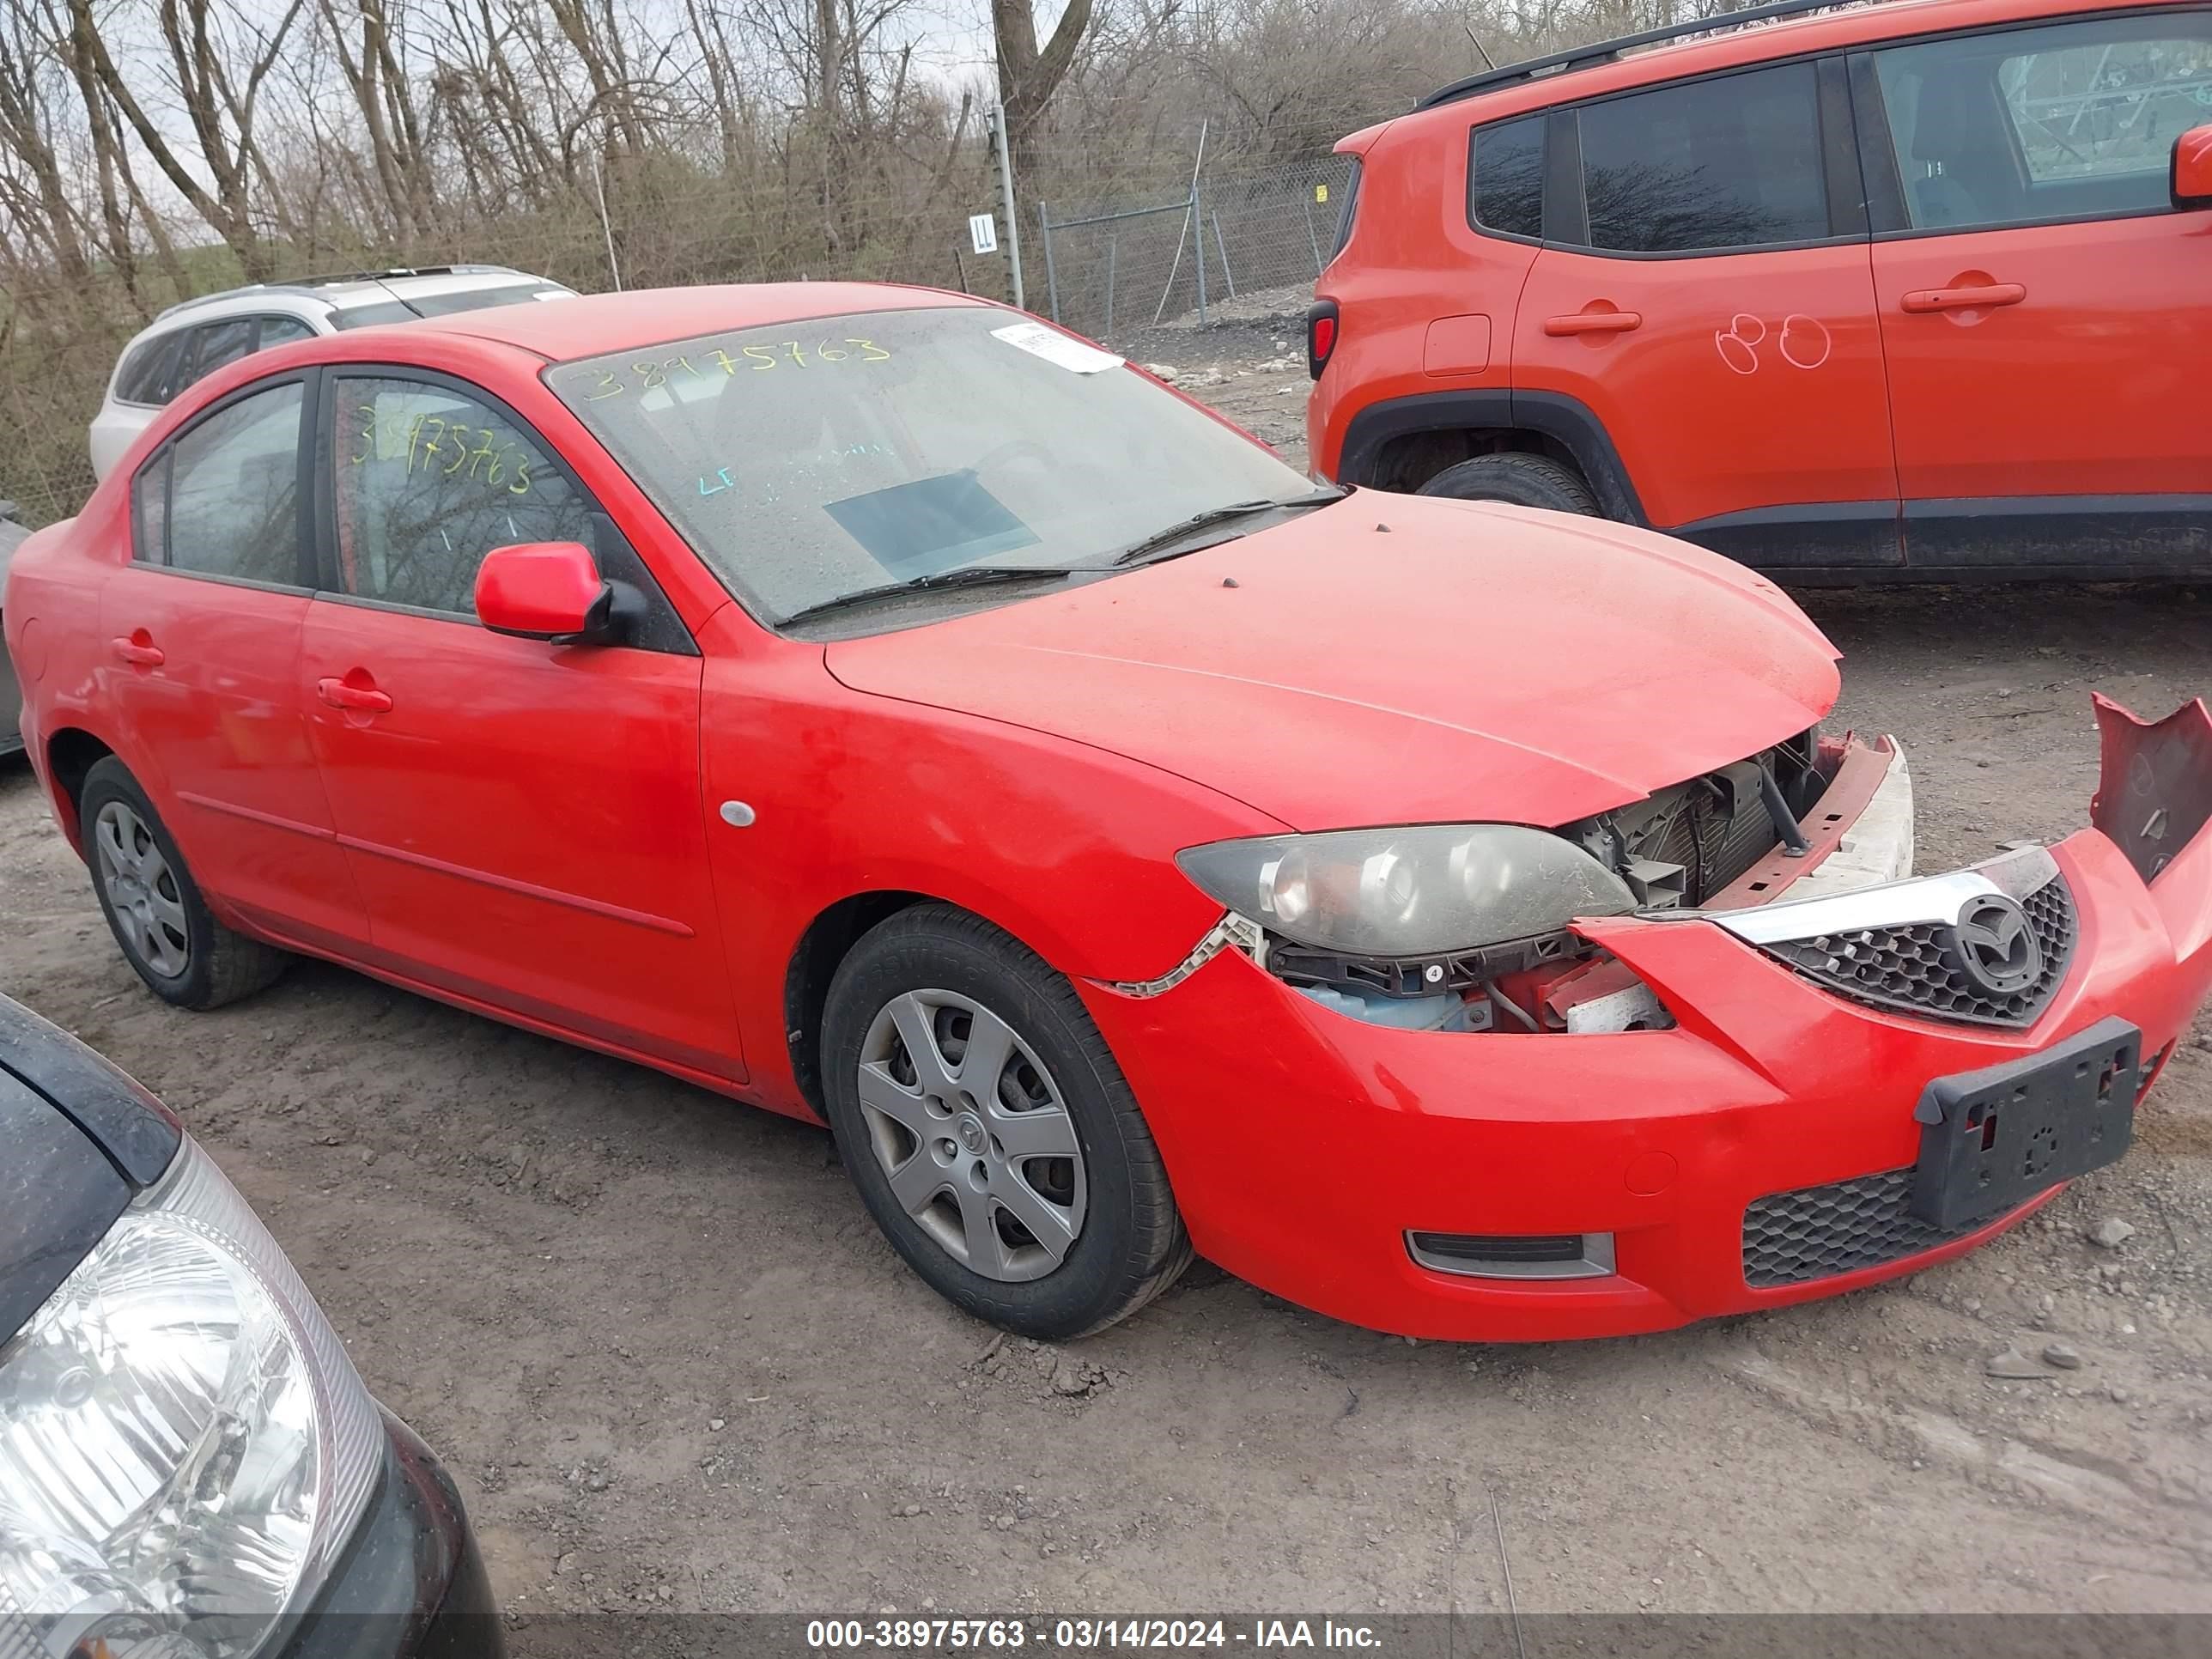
696 631 1288 1113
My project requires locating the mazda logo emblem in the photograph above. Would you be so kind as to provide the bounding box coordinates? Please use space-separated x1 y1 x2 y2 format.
1948 894 2041 996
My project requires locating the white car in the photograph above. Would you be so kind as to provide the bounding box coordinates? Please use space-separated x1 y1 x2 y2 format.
88 264 575 482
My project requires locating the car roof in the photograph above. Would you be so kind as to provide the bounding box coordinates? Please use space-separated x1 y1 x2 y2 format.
1365 0 2166 143
393 281 994 363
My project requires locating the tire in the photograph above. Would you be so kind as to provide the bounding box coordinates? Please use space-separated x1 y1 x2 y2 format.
79 757 287 1010
1417 452 1600 515
821 904 1192 1339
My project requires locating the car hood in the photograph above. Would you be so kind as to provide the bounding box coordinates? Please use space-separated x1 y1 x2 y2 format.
823 495 1841 831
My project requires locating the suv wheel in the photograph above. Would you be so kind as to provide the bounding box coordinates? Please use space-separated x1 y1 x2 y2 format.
821 904 1193 1338
1417 453 1598 515
79 757 288 1009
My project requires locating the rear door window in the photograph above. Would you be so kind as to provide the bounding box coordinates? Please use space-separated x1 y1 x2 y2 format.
1576 62 1831 252
143 380 307 586
260 315 318 349
115 331 185 406
1468 115 1546 239
176 319 259 395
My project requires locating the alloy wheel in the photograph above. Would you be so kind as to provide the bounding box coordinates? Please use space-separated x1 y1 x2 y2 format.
856 989 1087 1283
94 801 190 979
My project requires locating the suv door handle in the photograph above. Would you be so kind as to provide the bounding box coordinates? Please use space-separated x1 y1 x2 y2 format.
110 636 164 668
1901 283 2026 313
1545 309 1643 336
316 677 392 714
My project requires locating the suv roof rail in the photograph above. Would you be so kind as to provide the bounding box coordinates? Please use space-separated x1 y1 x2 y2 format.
288 264 520 287
1418 0 1870 111
149 264 525 321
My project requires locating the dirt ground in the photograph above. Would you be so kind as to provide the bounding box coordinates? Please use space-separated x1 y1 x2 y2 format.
3 328 2210 1623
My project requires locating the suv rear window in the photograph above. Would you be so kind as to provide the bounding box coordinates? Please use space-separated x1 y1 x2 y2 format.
1469 116 1546 239
1577 61 1829 252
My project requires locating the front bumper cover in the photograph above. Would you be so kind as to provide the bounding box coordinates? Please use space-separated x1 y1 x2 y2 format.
275 1411 503 1659
1080 698 2212 1342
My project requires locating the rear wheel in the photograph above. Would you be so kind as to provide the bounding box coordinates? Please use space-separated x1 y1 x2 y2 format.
79 757 286 1010
1417 452 1599 515
821 904 1191 1338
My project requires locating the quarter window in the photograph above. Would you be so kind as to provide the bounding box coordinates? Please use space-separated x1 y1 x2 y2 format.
131 453 169 563
153 381 305 584
331 376 589 616
1470 116 1546 239
1872 13 2212 230
1577 62 1830 252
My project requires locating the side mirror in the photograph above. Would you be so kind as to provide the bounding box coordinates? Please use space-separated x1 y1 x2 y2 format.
2174 124 2212 210
474 541 639 646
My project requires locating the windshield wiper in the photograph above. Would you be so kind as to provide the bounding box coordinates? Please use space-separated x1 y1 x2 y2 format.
1107 487 1348 568
775 564 1080 628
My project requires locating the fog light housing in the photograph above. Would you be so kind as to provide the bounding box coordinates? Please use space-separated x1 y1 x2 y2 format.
1406 1231 1617 1280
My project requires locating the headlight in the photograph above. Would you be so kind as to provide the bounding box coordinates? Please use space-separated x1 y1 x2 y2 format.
1177 824 1636 956
0 1138 381 1659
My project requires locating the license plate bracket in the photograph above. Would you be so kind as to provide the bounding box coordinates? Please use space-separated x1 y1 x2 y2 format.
1910 1015 2140 1230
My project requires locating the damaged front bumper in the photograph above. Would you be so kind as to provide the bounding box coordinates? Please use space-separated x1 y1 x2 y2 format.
1078 698 2212 1342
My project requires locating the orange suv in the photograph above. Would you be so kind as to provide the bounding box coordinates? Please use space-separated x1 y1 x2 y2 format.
1307 0 2212 577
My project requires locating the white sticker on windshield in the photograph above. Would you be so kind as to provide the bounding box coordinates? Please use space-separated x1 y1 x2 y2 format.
990 321 1122 374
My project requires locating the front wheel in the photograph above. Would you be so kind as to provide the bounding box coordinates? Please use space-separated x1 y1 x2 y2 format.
821 904 1192 1338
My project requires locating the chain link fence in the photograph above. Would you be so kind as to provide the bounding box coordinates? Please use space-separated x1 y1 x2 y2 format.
1032 153 1354 349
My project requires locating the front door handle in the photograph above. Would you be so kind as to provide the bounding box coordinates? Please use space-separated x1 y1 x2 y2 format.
110 635 164 668
1901 283 2026 314
1545 309 1643 337
317 677 392 714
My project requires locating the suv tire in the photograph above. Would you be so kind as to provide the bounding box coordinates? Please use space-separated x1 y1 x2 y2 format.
821 903 1192 1339
79 757 288 1010
1417 453 1599 515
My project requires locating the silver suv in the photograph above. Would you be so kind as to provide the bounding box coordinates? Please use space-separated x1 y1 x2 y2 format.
88 264 574 482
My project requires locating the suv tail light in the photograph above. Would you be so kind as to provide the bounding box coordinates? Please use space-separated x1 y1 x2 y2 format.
1306 300 1340 380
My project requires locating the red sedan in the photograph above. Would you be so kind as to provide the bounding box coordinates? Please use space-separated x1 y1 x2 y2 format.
8 285 2210 1340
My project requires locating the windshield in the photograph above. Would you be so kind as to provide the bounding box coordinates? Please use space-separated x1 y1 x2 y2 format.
548 305 1315 626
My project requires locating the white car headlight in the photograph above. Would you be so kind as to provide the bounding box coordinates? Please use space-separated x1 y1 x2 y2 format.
1177 823 1636 957
0 1138 381 1659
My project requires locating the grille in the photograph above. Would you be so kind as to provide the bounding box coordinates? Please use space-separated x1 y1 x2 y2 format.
1742 1167 2011 1287
1757 873 2075 1028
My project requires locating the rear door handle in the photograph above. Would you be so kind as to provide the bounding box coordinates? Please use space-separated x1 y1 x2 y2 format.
317 677 392 714
1545 309 1643 336
1900 283 2026 313
110 636 164 668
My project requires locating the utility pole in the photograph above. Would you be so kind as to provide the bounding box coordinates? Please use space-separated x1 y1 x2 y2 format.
987 102 1026 312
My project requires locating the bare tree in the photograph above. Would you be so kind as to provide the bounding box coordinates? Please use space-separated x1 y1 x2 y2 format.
994 0 1095 141
68 0 307 279
0 1 91 285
